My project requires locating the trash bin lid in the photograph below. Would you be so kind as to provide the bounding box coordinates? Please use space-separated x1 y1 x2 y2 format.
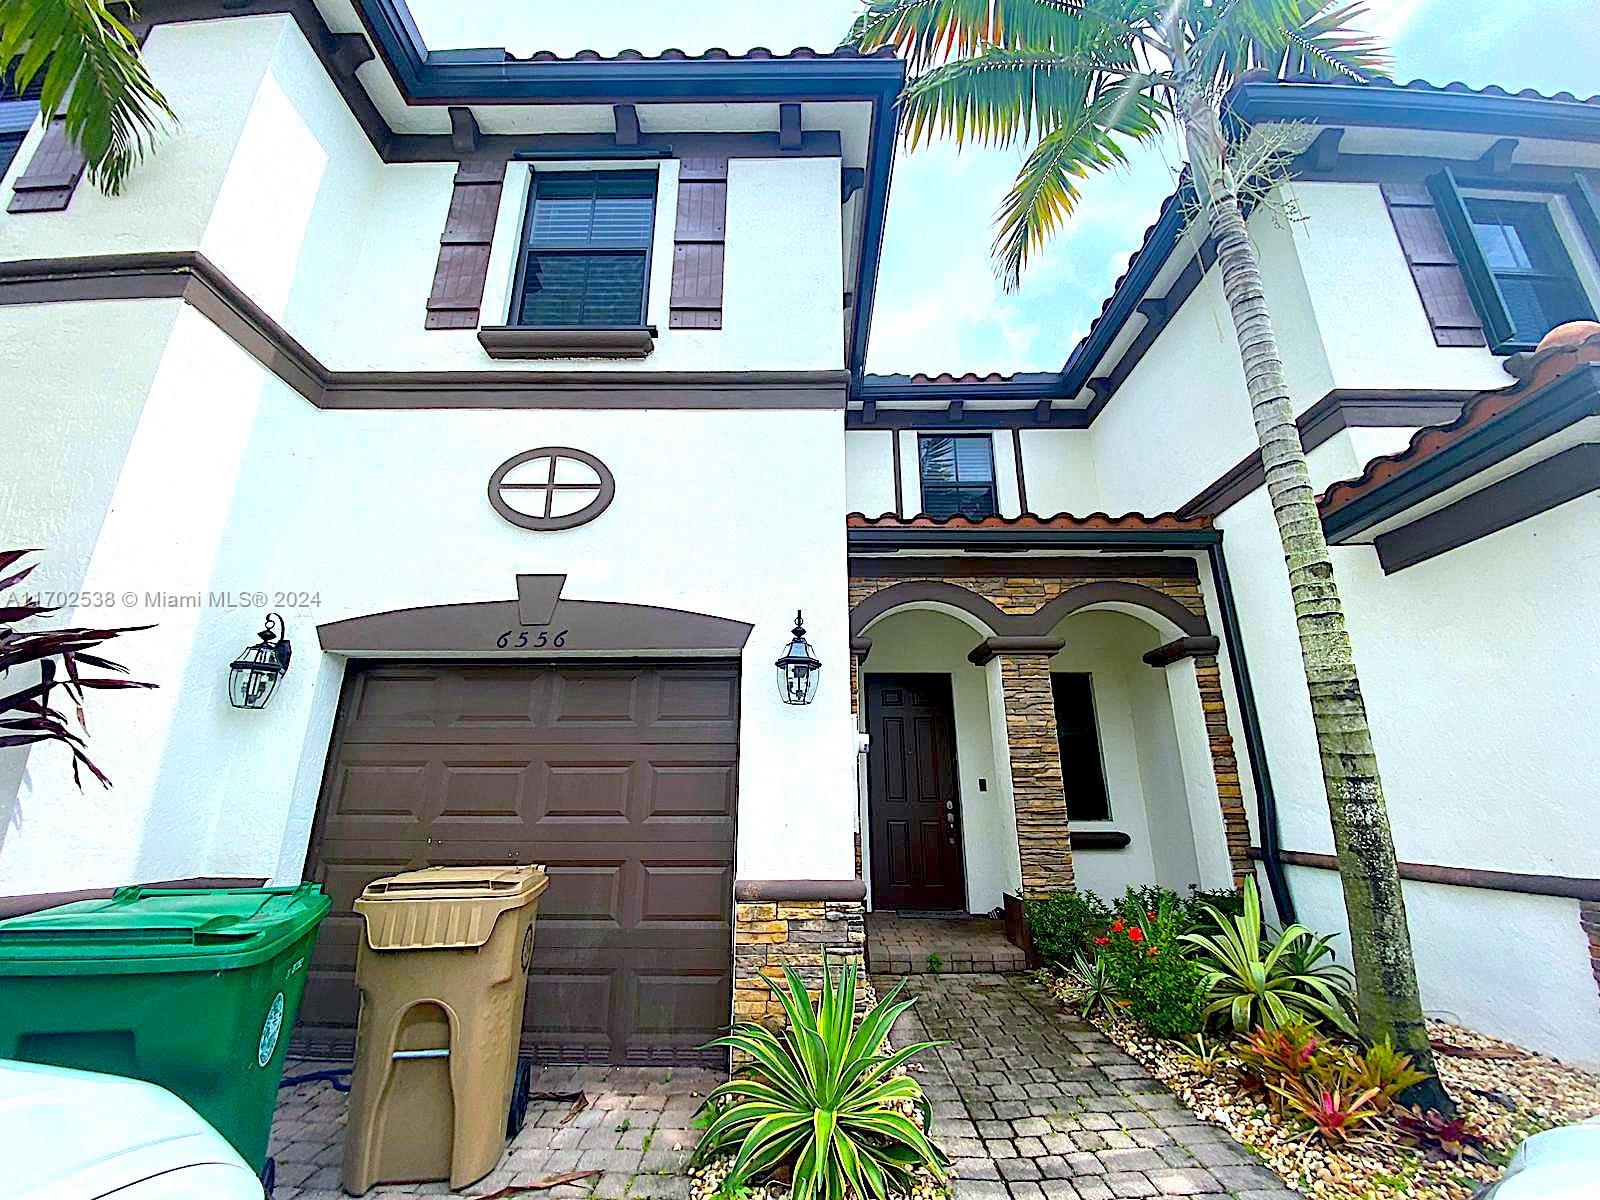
0 883 332 975
355 865 547 951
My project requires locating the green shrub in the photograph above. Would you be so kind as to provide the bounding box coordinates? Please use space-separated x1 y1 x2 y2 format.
1094 895 1206 1038
1025 890 1111 968
692 958 948 1200
1114 884 1244 938
1070 950 1120 1020
1181 878 1358 1036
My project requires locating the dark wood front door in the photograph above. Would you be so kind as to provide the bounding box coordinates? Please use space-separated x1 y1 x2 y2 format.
866 674 966 912
301 662 737 1066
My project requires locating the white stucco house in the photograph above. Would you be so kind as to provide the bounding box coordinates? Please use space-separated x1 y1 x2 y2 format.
1 2 1596 1068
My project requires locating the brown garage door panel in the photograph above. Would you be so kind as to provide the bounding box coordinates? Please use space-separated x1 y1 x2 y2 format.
301 663 738 1067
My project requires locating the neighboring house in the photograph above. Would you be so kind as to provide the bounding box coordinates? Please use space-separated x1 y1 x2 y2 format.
0 3 1595 1068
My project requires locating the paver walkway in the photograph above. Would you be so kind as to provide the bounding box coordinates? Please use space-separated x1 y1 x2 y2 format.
867 913 1029 975
269 1063 715 1199
887 973 1296 1200
268 974 1293 1200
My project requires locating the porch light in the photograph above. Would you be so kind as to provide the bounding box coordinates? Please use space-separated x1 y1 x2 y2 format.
775 611 821 706
229 613 292 710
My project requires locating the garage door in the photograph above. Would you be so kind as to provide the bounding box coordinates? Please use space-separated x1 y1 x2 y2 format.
300 662 738 1066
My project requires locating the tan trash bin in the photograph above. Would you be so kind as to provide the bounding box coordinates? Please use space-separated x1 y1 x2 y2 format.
341 865 549 1195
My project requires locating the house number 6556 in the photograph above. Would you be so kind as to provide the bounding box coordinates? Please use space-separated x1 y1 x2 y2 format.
496 628 569 649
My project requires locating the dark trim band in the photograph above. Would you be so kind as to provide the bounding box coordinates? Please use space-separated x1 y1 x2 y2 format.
318 581 753 657
848 527 1221 551
0 253 848 409
1142 635 1222 667
1253 847 1600 904
967 636 1064 666
1374 443 1600 572
850 578 1211 640
478 325 657 360
1180 389 1476 519
849 555 1200 580
734 879 867 902
1071 831 1133 851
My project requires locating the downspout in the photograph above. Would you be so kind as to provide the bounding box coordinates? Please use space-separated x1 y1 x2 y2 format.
1206 536 1296 922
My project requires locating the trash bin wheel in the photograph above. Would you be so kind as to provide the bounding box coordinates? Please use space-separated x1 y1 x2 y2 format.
507 1055 535 1139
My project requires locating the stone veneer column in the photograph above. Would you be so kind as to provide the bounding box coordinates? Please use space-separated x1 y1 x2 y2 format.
996 654 1075 896
733 884 866 1028
1581 901 1600 1003
1193 655 1254 884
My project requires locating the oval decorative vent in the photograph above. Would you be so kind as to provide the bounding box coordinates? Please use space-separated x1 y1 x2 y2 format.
488 447 616 531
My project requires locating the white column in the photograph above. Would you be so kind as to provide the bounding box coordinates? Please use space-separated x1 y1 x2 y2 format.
1164 657 1236 890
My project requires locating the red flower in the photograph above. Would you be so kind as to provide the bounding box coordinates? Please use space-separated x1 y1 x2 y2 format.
1126 926 1145 943
1110 919 1126 933
1147 911 1157 920
1094 936 1110 946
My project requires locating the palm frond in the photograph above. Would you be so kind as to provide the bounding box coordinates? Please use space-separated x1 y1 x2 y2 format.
0 0 177 194
845 0 1098 68
992 80 1165 288
900 47 1152 148
1189 0 1388 90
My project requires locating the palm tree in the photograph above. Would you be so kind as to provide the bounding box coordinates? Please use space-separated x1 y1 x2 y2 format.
845 0 1452 1112
1 0 174 193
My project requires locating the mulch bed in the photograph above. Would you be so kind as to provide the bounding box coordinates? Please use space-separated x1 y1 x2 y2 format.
1042 970 1600 1199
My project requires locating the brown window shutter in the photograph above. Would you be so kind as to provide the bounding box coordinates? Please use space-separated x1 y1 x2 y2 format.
670 155 728 330
425 160 506 330
7 118 87 214
1381 181 1487 348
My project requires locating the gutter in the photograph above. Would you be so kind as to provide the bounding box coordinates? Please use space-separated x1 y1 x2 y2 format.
1206 538 1295 922
847 527 1220 551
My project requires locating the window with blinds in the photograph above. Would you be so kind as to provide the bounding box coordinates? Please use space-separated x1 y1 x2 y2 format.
1465 197 1595 346
513 171 656 328
0 68 40 180
918 435 998 519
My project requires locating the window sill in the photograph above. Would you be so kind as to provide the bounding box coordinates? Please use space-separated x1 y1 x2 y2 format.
1068 830 1132 851
477 325 657 360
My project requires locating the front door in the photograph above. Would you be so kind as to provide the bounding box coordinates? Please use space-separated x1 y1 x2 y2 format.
866 674 966 912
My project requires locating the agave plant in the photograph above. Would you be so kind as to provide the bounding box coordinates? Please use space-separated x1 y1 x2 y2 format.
693 958 948 1200
0 549 154 786
1071 950 1120 1021
1181 879 1358 1037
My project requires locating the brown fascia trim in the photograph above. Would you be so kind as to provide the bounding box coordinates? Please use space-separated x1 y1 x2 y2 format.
1251 847 1600 904
1178 388 1477 519
0 252 847 408
849 555 1201 581
1142 635 1221 667
1070 830 1133 851
0 876 267 921
318 593 754 657
478 325 657 360
135 2 854 167
733 879 867 903
967 636 1065 665
1373 443 1600 573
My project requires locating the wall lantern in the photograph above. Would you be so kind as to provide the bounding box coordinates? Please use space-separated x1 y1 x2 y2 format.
229 613 292 710
775 611 821 706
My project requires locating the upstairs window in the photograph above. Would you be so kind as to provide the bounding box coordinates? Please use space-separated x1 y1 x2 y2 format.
1465 198 1595 347
1051 673 1111 823
918 435 997 518
1428 168 1600 353
0 70 40 180
512 171 656 328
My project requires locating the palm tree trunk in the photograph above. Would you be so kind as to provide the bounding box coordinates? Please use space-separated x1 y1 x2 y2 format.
1179 83 1451 1112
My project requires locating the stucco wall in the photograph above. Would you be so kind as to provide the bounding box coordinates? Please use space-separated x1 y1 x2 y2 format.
0 14 847 376
1219 430 1600 1065
1018 429 1102 515
0 304 858 894
844 430 897 515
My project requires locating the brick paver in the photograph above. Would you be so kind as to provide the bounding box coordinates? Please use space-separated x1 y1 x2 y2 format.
268 1063 717 1200
867 913 1029 975
885 974 1295 1200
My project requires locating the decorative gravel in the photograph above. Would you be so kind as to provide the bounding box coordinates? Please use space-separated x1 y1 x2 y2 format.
1041 970 1600 1200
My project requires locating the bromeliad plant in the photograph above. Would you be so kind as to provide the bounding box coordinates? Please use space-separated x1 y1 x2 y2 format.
0 549 154 786
1181 879 1358 1037
693 958 949 1200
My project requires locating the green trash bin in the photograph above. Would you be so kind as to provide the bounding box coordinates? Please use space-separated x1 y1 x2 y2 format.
0 883 331 1174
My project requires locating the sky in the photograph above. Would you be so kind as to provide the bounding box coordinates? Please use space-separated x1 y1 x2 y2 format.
410 1 1600 376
